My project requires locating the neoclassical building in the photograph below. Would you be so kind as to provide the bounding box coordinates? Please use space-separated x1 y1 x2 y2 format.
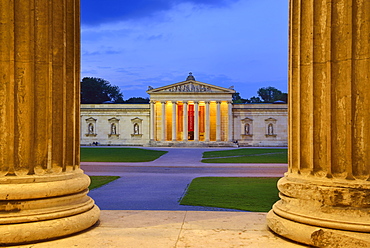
81 74 287 147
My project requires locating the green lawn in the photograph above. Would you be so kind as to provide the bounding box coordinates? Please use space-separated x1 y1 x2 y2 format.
81 147 167 162
201 148 287 163
89 176 120 190
180 177 280 212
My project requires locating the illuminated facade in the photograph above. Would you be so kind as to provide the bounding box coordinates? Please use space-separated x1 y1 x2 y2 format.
81 75 287 147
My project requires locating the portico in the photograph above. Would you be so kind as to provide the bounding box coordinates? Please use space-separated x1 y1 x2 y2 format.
147 74 235 146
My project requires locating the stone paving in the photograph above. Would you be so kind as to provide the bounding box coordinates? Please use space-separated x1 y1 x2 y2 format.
11 147 307 247
15 211 307 248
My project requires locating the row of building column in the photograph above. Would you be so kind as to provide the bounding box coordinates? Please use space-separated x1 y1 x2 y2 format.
149 101 233 142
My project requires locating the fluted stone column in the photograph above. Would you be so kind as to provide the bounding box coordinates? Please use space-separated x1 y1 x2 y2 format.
216 101 221 142
227 101 233 142
150 100 155 141
183 102 188 141
267 0 370 246
0 0 99 244
161 101 166 141
205 101 210 142
194 102 199 141
172 101 177 141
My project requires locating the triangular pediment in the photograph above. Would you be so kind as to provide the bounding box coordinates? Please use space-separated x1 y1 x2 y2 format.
265 117 277 122
147 80 235 94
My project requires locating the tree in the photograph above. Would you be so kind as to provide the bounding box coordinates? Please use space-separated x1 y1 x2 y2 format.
232 92 248 103
124 97 150 103
247 96 263 103
257 86 283 103
279 93 288 103
81 77 124 104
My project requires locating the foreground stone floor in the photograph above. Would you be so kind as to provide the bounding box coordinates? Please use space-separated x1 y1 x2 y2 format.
14 211 307 248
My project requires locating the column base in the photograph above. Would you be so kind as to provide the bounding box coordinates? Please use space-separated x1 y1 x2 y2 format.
0 205 100 245
267 210 370 247
267 175 370 247
0 170 100 245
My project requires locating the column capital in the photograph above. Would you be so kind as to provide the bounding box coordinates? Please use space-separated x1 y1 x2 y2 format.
150 100 156 104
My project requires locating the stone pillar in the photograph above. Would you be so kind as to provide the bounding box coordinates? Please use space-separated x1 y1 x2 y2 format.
205 101 210 142
161 101 166 141
227 101 233 142
0 0 99 244
172 101 177 141
216 101 221 142
183 102 188 141
194 101 199 142
267 1 370 246
150 100 155 141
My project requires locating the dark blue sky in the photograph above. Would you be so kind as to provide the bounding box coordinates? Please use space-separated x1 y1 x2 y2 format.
80 0 288 99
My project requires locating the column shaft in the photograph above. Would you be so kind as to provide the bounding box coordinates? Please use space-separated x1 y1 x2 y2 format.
172 102 177 141
268 1 370 246
161 102 166 141
0 0 99 244
227 101 233 142
150 101 155 141
183 102 188 141
216 101 221 142
205 101 210 142
194 102 199 141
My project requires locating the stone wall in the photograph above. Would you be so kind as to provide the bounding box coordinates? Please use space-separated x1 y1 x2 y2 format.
81 103 287 147
233 104 288 147
81 104 150 146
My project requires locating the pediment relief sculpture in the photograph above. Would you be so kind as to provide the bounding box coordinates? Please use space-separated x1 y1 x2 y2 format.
166 83 212 92
146 74 235 94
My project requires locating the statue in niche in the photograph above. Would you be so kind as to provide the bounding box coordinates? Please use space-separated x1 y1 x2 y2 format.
245 123 250 135
111 123 117 135
268 123 274 135
88 123 94 134
134 123 139 134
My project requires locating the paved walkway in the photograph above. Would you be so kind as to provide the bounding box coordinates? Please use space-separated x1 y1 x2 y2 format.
16 211 306 248
81 147 287 211
13 148 306 248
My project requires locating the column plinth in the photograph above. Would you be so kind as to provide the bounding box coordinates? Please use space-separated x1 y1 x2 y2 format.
0 0 99 244
267 1 370 246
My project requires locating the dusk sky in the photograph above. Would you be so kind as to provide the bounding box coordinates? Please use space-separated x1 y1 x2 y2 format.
80 0 289 100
